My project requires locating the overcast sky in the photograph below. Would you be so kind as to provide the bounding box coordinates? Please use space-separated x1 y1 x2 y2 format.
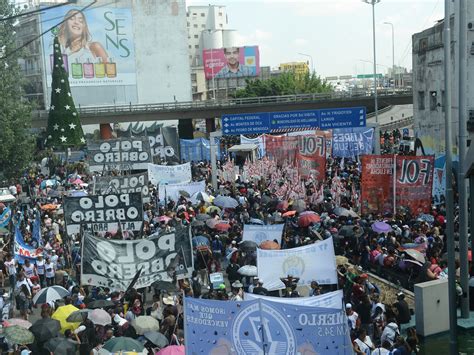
187 0 444 77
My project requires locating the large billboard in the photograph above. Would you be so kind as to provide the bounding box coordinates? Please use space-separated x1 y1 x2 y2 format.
203 46 260 80
40 6 136 87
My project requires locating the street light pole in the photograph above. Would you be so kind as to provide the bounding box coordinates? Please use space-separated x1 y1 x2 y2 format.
362 0 381 154
298 52 314 73
383 22 395 92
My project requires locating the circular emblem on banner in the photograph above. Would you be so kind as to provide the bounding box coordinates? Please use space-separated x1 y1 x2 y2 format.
232 302 296 354
282 255 305 277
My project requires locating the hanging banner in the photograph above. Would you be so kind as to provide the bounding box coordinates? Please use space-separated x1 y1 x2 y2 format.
87 138 152 171
243 224 284 245
148 163 192 185
14 226 43 262
184 297 352 355
159 181 206 202
244 289 343 309
257 237 337 291
81 227 193 290
395 155 434 214
332 127 374 158
361 155 394 214
0 207 12 228
240 135 265 158
94 173 150 203
296 133 330 180
63 193 143 236
148 126 180 163
264 135 298 165
180 138 221 162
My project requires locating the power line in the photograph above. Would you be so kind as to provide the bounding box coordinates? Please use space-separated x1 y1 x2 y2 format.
1 1 98 61
0 1 77 22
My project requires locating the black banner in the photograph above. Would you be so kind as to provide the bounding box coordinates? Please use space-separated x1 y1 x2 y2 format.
63 193 143 236
148 126 180 164
81 226 193 290
87 138 152 171
94 173 150 203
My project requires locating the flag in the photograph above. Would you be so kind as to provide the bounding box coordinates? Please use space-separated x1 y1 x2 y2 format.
45 35 85 147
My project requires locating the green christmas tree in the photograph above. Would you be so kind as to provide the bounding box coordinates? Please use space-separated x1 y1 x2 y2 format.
45 35 85 147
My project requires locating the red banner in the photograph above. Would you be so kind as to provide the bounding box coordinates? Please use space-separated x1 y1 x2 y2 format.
296 133 329 180
361 155 394 214
264 135 298 165
395 155 434 214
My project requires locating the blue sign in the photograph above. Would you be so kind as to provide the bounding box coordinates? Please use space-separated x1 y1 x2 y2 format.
222 113 271 135
184 297 352 355
180 138 221 162
332 127 374 158
222 107 366 135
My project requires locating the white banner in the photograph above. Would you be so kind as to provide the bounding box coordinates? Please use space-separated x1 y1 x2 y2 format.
148 163 191 185
243 224 284 244
158 181 206 202
257 237 337 291
240 135 265 158
244 290 343 309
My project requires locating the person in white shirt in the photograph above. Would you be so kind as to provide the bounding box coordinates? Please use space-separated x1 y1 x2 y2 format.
353 328 375 354
346 303 359 330
44 257 55 286
4 255 17 294
50 250 59 268
372 340 392 355
36 255 46 287
22 260 36 280
380 320 399 347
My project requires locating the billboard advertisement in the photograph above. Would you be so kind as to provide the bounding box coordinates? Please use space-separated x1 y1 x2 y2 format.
203 46 260 79
40 6 136 87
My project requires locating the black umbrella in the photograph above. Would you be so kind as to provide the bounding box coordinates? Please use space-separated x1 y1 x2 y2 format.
338 225 355 238
144 331 169 348
87 299 115 309
44 337 76 355
29 318 61 342
152 281 177 293
239 240 258 251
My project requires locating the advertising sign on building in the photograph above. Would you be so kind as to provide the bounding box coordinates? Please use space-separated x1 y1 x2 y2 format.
203 46 260 79
63 193 143 236
40 6 136 87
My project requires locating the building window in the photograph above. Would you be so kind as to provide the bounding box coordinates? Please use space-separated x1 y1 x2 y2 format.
418 91 425 110
219 12 223 16
195 44 199 48
194 34 199 38
188 45 192 49
192 13 197 16
196 54 200 60
194 24 198 28
219 24 223 28
201 24 205 28
201 13 205 17
430 91 438 111
187 22 190 27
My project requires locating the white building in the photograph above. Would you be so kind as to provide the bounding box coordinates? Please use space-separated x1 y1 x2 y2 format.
412 2 474 158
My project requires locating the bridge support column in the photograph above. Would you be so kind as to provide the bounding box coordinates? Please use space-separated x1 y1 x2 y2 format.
178 119 194 139
205 118 216 134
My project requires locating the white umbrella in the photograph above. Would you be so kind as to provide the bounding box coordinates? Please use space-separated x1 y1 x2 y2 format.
88 309 112 326
213 195 239 209
191 191 212 203
238 265 258 277
33 286 69 305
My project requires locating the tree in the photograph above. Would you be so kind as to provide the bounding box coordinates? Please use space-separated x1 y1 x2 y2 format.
45 35 85 147
234 71 332 98
0 0 35 181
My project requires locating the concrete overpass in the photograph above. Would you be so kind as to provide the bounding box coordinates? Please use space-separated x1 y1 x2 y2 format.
31 89 413 128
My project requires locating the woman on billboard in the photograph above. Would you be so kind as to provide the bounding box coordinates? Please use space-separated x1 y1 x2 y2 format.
58 9 108 64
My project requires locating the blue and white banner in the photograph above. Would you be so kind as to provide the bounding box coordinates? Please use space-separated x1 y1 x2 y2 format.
240 135 265 158
332 127 374 158
184 297 352 355
180 138 221 162
257 237 337 291
148 162 192 185
14 226 43 263
158 181 206 202
0 207 12 228
244 289 343 309
243 224 284 245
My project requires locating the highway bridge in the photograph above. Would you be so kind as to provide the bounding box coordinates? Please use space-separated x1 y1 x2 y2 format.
31 89 413 128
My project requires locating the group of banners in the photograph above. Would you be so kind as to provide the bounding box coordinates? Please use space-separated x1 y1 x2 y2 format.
361 155 435 215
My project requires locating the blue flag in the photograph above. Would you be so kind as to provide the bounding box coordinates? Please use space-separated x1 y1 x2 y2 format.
180 138 221 162
0 207 12 228
184 297 352 354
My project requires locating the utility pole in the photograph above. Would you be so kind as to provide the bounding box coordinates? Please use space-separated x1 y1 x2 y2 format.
383 22 395 92
444 0 458 352
457 0 470 319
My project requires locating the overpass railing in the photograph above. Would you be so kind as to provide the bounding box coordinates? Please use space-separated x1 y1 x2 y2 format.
33 88 412 119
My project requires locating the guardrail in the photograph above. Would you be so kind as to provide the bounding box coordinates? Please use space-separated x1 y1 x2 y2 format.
380 116 414 130
33 89 413 119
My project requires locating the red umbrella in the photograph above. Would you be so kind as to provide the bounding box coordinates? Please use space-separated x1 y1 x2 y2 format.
276 201 289 211
298 213 321 227
282 210 296 217
259 240 280 250
214 223 231 232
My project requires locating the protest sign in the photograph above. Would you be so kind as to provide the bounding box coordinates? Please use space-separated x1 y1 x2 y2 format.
14 226 43 262
159 181 206 202
332 127 374 158
147 126 180 163
63 193 143 236
395 155 434 214
264 135 298 165
148 163 192 185
180 138 221 162
243 224 284 245
244 289 343 309
296 133 329 180
81 227 193 289
94 173 150 202
87 138 152 171
184 297 352 355
240 135 265 158
361 155 394 214
257 237 337 291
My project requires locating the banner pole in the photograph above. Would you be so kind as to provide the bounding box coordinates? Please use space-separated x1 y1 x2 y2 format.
257 298 267 355
393 154 397 216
